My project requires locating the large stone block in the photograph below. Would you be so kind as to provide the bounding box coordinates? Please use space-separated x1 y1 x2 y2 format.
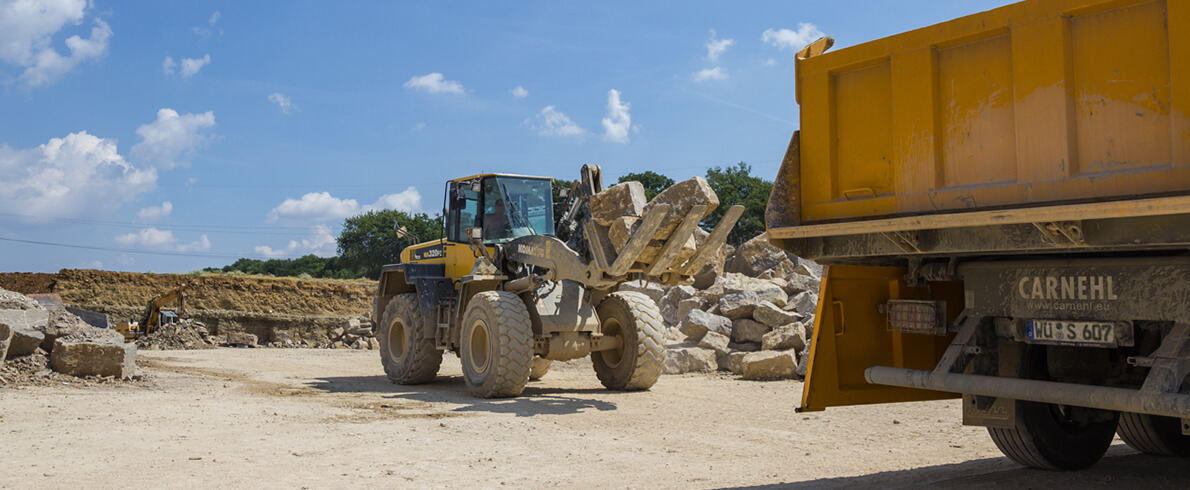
589 181 647 226
721 351 750 375
726 233 789 277
754 301 798 328
741 350 799 380
731 318 770 344
608 216 638 251
789 291 819 315
0 308 49 358
697 331 731 356
662 346 718 374
761 322 806 352
49 338 137 378
641 177 719 240
0 322 12 361
659 285 697 326
718 292 762 320
679 309 731 341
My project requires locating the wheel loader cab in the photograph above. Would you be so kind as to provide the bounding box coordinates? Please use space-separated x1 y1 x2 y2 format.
445 174 554 247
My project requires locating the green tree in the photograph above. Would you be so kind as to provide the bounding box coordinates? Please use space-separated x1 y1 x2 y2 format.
704 162 773 246
618 171 675 201
337 210 444 278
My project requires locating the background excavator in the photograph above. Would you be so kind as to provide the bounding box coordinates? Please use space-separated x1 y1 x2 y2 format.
115 284 189 341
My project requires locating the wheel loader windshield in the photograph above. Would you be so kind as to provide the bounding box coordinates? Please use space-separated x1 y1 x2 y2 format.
482 176 553 243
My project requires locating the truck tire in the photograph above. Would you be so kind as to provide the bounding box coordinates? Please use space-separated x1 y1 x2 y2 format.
591 292 665 391
378 293 442 384
1117 411 1190 456
529 356 551 381
987 344 1118 470
460 291 533 398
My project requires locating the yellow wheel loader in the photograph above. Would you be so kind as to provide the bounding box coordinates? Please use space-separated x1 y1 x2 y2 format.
373 166 741 398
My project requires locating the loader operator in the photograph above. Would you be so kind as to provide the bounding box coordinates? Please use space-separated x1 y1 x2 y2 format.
484 198 512 240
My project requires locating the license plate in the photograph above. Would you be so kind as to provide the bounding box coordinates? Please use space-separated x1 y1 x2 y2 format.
1026 320 1117 346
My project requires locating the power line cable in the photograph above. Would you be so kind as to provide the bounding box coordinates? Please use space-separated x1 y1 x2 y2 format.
0 236 274 260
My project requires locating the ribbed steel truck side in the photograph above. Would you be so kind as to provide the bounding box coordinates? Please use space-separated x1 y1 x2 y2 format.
766 0 1190 470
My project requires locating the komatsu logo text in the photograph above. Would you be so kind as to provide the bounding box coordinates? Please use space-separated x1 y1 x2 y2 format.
516 244 545 258
1018 275 1118 301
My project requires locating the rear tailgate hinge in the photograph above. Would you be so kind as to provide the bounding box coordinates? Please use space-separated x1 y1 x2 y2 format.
1033 221 1085 246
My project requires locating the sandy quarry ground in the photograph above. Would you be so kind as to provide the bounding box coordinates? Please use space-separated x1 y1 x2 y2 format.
2 349 1189 489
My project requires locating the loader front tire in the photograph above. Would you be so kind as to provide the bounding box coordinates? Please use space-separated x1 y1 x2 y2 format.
592 292 665 391
460 291 533 398
378 293 442 384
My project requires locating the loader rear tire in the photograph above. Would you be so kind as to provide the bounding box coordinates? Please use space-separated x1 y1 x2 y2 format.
986 344 1117 470
1117 411 1190 456
378 293 442 384
529 356 552 381
460 291 533 398
592 292 664 391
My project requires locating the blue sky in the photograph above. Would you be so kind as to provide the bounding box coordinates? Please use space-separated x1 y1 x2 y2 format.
0 0 1013 273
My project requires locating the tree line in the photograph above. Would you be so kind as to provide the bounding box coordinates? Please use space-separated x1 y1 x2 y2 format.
213 163 772 280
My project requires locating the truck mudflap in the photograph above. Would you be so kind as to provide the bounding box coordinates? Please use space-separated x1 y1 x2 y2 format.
799 265 965 412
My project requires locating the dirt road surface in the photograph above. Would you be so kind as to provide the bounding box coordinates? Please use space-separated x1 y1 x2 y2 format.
2 349 1188 488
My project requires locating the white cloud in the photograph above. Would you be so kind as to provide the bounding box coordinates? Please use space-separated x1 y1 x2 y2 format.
762 58 777 67
115 227 176 248
162 55 176 76
403 72 464 94
114 227 209 252
0 0 110 88
528 106 587 138
413 122 426 131
268 192 359 223
179 54 210 78
367 187 422 213
601 89 631 144
0 131 157 219
705 29 733 62
115 254 135 267
694 66 728 82
510 85 529 98
137 201 173 221
266 187 423 223
762 23 826 51
85 260 103 269
176 234 211 252
254 224 337 259
268 92 296 115
130 108 216 169
192 10 222 39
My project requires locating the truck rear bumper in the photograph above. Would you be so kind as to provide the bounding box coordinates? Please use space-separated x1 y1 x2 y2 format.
866 366 1190 419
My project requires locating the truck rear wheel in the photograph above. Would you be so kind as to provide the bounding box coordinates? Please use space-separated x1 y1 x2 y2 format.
529 357 552 381
378 293 442 384
987 344 1118 470
460 291 533 398
1117 411 1190 456
591 292 664 391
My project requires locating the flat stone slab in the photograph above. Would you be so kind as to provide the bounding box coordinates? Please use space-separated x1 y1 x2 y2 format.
49 338 137 379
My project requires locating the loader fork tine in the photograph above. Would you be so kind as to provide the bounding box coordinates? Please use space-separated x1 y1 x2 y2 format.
680 204 744 275
647 204 707 276
609 204 671 277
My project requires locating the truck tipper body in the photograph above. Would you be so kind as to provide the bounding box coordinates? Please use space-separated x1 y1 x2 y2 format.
766 0 1190 470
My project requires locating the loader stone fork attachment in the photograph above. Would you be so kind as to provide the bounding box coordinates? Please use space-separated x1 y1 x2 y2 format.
504 202 745 288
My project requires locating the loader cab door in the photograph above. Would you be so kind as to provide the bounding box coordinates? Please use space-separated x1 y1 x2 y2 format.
447 176 554 245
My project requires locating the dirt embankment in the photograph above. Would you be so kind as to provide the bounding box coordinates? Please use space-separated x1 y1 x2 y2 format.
0 269 377 345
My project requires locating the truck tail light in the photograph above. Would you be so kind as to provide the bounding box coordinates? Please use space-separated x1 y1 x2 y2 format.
885 300 948 335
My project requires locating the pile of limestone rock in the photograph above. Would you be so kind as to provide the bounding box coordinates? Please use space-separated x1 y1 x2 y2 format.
619 232 821 380
1 287 136 381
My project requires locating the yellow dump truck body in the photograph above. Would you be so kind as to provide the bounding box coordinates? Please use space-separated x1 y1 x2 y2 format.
787 0 1189 226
